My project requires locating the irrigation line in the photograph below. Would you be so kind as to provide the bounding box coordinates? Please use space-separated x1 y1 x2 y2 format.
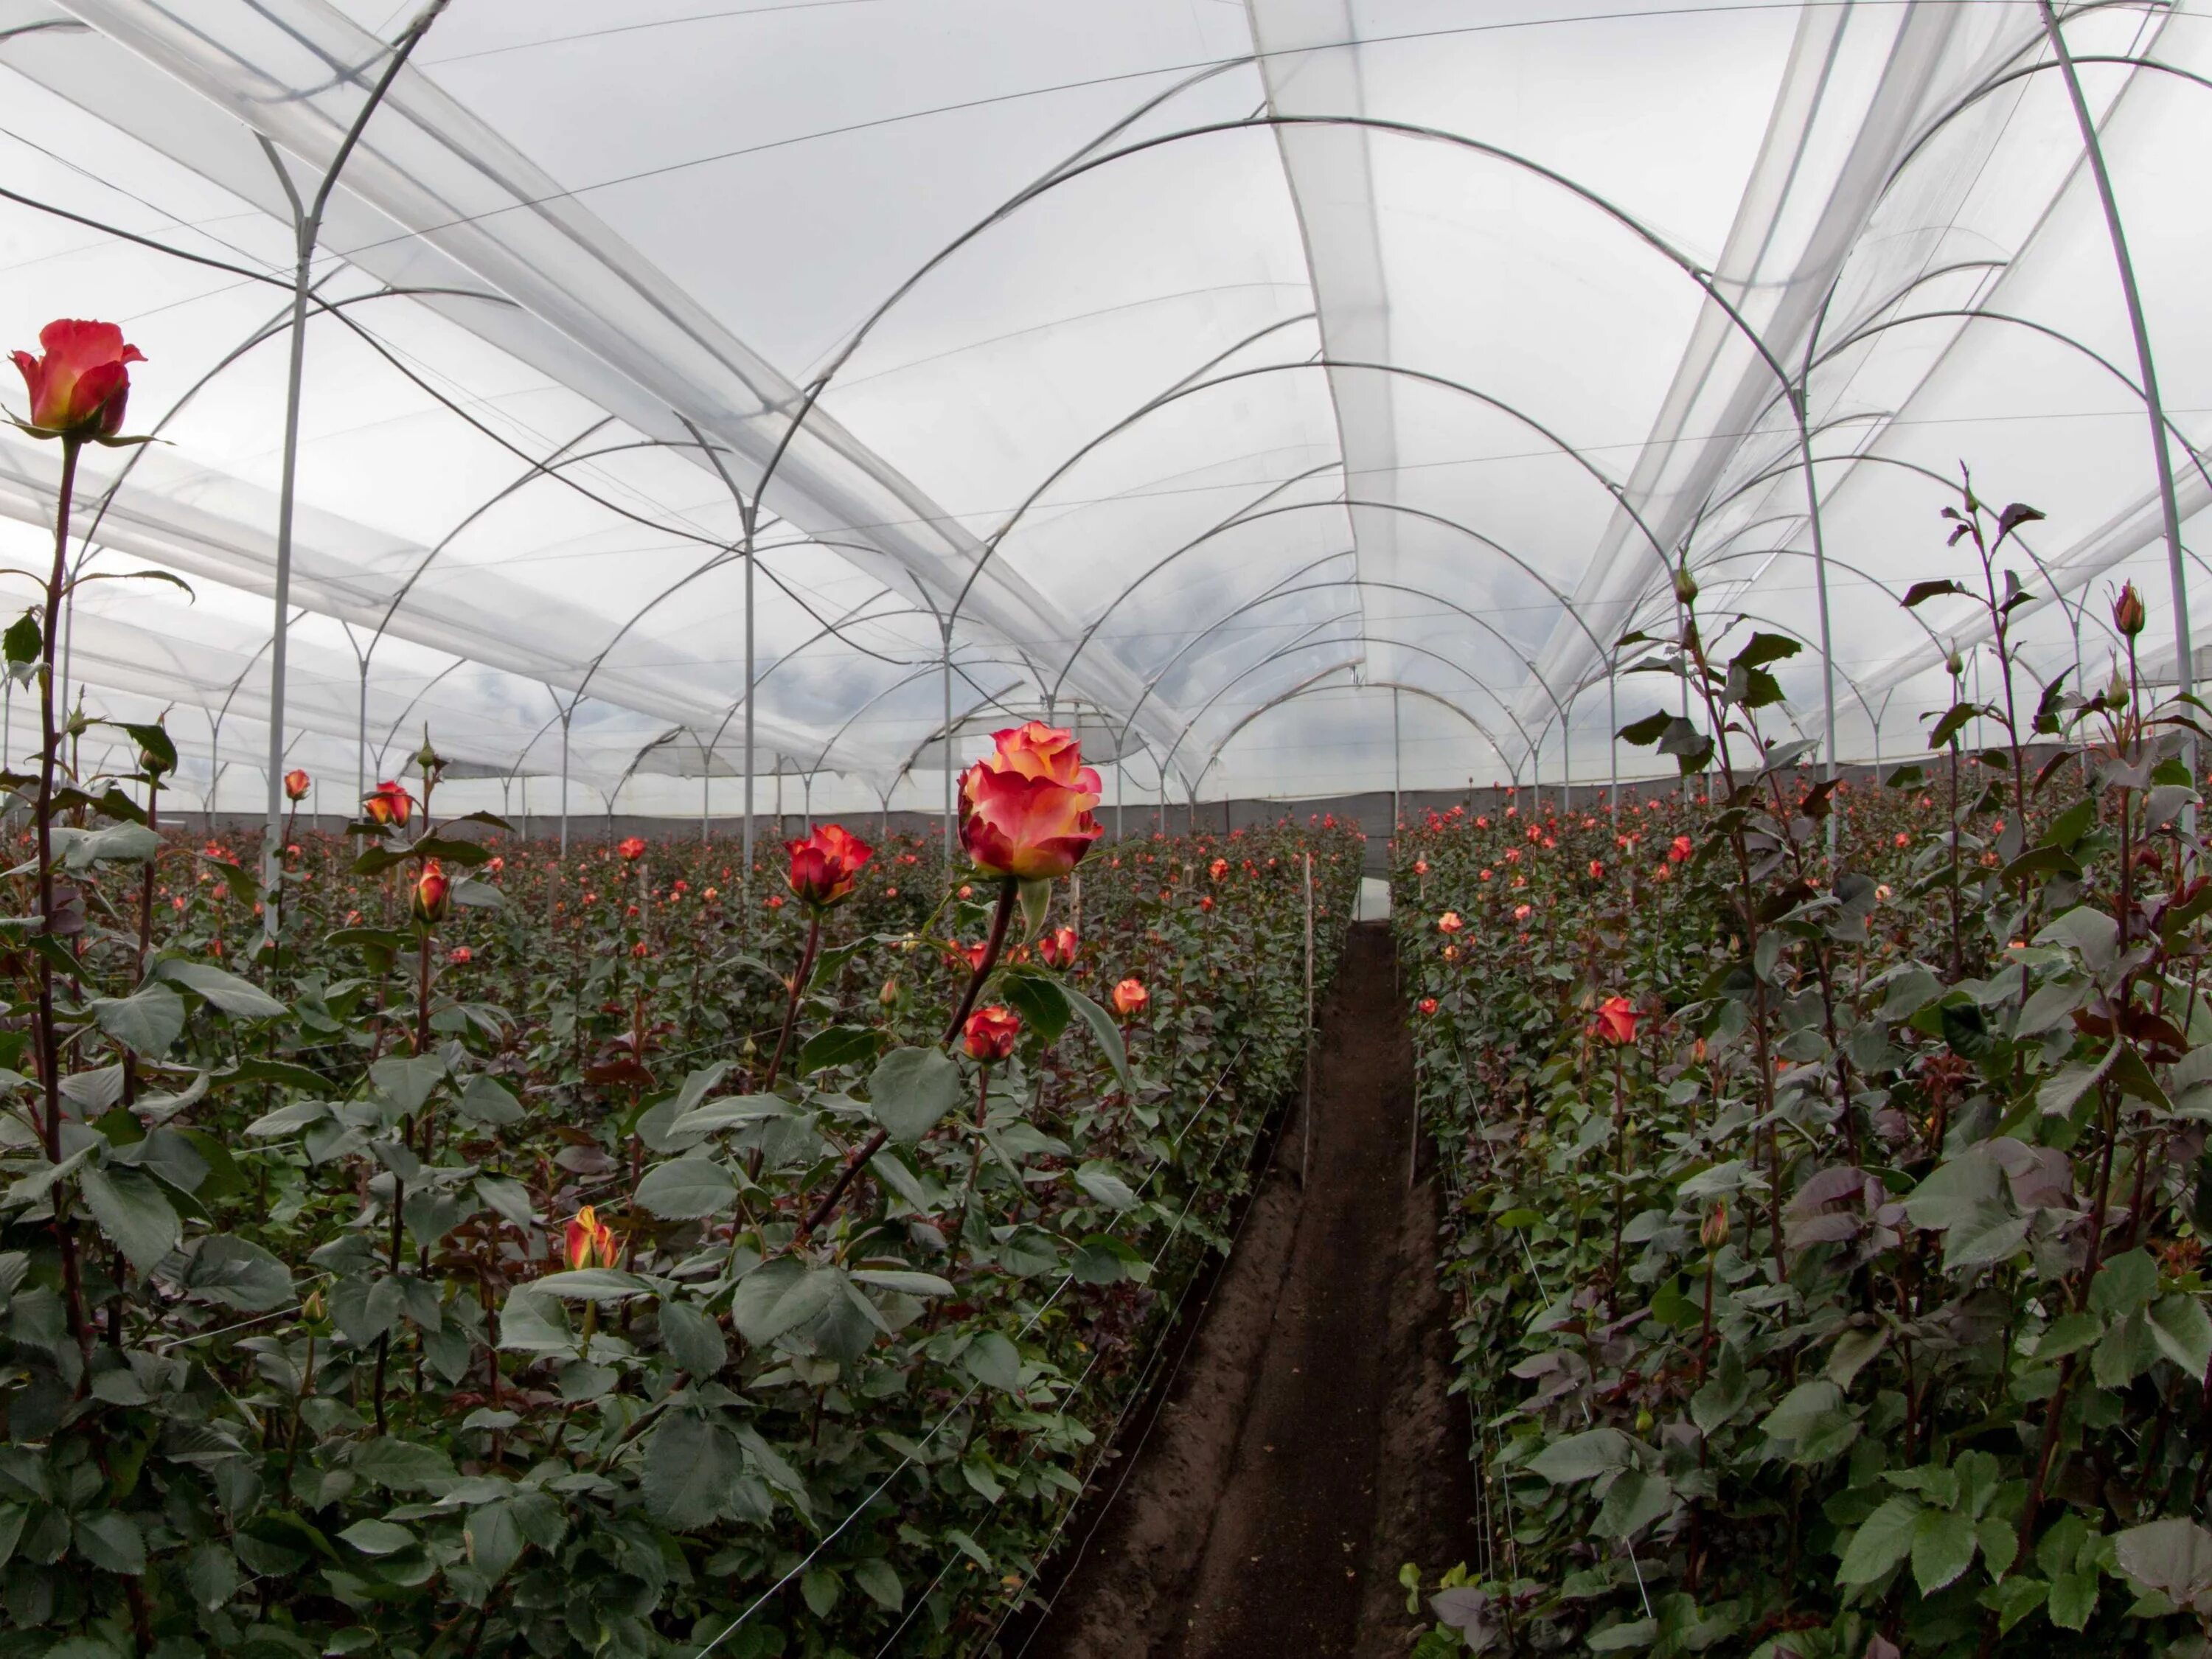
688 1039 1256 1655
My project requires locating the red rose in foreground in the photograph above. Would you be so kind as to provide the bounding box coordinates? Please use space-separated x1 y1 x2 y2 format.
1668 835 1693 863
1418 997 1439 1015
364 780 414 827
1111 977 1149 1020
959 721 1102 880
11 319 144 441
785 824 872 911
617 836 647 862
283 768 310 801
1593 995 1638 1046
962 1005 1021 1062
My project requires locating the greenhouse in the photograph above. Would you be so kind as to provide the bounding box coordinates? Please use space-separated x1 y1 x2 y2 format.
2 0 2211 1655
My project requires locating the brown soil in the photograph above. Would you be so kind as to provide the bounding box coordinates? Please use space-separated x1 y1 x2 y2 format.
1015 922 1476 1658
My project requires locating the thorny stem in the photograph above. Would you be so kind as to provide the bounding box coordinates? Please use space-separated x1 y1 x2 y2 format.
762 911 821 1093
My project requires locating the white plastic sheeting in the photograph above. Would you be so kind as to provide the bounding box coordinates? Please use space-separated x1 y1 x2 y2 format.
0 0 2203 821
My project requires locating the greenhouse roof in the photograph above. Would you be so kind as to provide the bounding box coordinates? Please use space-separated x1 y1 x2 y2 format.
0 0 2204 817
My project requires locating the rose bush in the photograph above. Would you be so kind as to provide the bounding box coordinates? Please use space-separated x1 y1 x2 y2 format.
1395 491 2212 1659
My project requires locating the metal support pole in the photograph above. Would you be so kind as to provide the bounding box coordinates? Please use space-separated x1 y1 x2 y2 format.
558 710 571 857
941 622 955 864
1391 686 1402 832
1790 389 1840 859
2039 0 2194 793
256 3 446 954
743 516 756 894
1607 668 1619 813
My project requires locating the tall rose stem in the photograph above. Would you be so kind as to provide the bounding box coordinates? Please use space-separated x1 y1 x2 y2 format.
762 911 821 1092
37 436 91 1360
799 875 1018 1245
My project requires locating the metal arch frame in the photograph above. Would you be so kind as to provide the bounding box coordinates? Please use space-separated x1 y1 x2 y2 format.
1046 460 1345 703
1076 492 1621 687
951 355 1674 631
1151 618 1369 790
1158 625 1540 790
1150 569 1573 737
1194 675 1517 803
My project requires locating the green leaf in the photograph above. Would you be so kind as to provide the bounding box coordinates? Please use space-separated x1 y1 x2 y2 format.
3 611 39 666
1979 1514 2020 1580
1903 580 1968 608
2090 1250 2159 1318
1928 703 1979 748
1731 631 1801 669
184 1236 293 1312
658 1298 727 1377
852 1557 902 1613
1913 1506 1978 1594
1073 1161 1138 1211
731 1259 843 1346
1983 1574 2046 1632
796 1023 886 1077
2148 1293 2212 1379
2047 1568 2098 1631
532 1268 653 1302
635 1157 737 1220
643 1413 742 1530
353 1437 456 1493
1528 1427 1632 1485
74 1512 145 1575
1616 710 1672 747
150 959 287 1019
1062 984 1132 1092
868 1046 964 1146
455 1074 524 1127
1838 1495 1922 1585
336 1520 415 1557
88 982 186 1057
370 1053 446 1116
1592 1469 1672 1540
962 1330 1021 1391
78 1166 180 1276
2115 1518 2212 1606
2092 1308 2159 1388
1000 968 1072 1044
850 1269 955 1298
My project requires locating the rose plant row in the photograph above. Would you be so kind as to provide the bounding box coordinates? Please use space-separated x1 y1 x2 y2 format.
1394 491 2212 1658
0 321 1364 1659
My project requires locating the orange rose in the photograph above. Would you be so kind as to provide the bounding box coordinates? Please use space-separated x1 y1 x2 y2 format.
1593 995 1638 1046
617 836 647 862
958 721 1102 880
785 823 873 911
363 780 414 827
1038 925 1079 970
411 860 450 924
10 319 144 442
283 768 310 802
962 1005 1022 1062
1110 977 1149 1020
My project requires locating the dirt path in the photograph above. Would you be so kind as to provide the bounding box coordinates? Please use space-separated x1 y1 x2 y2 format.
1020 922 1475 1659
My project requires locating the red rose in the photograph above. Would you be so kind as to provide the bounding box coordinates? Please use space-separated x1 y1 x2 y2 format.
1418 997 1439 1015
1593 995 1637 1046
1110 977 1149 1020
617 836 647 862
1668 835 1692 863
564 1206 616 1270
10 319 144 441
447 945 472 965
283 768 310 802
958 722 1102 880
785 823 873 911
962 1005 1022 1062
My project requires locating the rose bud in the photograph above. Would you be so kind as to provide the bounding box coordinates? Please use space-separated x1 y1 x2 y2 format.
1593 994 1637 1045
2113 580 2146 638
564 1206 616 1270
363 779 414 827
1672 562 1698 605
785 824 873 911
283 768 310 802
1701 1203 1731 1251
879 976 900 1007
1110 977 1149 1020
411 860 451 924
10 319 145 442
447 945 471 965
962 1005 1022 1062
958 721 1104 880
